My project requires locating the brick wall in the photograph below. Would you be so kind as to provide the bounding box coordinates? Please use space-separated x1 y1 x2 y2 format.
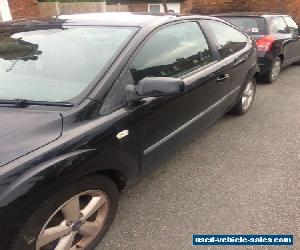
8 0 40 19
287 0 300 23
183 0 300 23
5 0 300 24
127 3 148 12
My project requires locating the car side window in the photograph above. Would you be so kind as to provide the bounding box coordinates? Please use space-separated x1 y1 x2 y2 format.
204 20 248 58
130 22 214 84
270 17 289 34
100 80 126 115
284 16 299 35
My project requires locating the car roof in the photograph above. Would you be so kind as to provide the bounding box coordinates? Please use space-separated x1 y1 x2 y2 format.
214 12 289 18
57 12 174 26
2 12 219 28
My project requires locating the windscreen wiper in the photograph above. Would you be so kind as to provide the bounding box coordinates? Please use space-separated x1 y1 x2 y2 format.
0 99 74 108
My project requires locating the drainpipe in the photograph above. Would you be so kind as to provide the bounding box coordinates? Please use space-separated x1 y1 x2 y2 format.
0 0 12 21
55 1 61 15
162 0 168 13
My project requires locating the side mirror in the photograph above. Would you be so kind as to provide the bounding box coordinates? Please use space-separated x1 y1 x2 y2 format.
288 26 299 37
134 77 185 98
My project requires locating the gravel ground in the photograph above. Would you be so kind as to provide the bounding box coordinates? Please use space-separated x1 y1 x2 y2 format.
97 65 300 250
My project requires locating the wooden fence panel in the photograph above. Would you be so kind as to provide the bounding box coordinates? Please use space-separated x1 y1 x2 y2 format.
106 4 129 12
38 2 107 17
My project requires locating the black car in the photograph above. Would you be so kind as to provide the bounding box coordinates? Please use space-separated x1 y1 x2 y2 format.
215 12 300 83
0 13 258 250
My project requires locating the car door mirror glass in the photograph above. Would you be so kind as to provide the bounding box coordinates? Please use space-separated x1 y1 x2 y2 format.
134 77 185 98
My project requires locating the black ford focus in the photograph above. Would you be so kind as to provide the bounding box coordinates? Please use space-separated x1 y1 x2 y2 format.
0 13 258 250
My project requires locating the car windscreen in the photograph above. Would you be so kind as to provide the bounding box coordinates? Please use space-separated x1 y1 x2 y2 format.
221 17 266 35
0 25 136 103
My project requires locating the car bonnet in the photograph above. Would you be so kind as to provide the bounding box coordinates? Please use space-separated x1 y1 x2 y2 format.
0 109 62 167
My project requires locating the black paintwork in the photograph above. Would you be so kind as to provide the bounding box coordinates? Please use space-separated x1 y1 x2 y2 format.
0 13 258 249
215 13 300 74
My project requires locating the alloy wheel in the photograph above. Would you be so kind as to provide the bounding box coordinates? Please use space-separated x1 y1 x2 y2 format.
271 59 281 81
36 190 109 250
241 80 255 111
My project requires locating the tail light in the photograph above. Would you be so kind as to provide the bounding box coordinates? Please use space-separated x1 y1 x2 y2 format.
256 35 275 52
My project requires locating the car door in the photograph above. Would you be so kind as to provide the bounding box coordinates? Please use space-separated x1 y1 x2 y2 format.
120 21 234 175
268 16 298 65
283 16 300 62
202 19 254 94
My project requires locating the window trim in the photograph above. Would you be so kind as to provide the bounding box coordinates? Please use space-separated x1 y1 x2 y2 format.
127 20 218 84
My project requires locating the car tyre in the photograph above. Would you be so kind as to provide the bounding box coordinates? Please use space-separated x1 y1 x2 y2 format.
230 77 256 115
9 175 119 250
294 60 300 65
261 57 281 83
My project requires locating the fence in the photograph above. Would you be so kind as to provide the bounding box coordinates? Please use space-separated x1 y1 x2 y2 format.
106 4 128 12
38 2 113 17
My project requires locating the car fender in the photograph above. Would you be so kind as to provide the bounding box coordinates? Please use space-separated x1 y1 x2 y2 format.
237 62 259 98
0 146 138 208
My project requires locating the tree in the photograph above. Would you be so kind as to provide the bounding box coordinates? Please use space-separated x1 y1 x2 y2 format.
162 0 168 13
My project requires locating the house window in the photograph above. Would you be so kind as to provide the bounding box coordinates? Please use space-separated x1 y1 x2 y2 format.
165 3 180 13
0 0 12 21
148 3 181 14
148 4 161 14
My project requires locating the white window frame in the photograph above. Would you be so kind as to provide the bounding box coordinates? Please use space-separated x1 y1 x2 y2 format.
148 4 162 14
148 3 181 14
0 0 12 21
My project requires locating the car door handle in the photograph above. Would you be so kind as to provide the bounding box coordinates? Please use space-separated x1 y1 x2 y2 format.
234 56 247 66
216 74 230 83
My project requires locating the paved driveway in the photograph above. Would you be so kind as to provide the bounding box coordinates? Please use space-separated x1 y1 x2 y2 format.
98 66 300 250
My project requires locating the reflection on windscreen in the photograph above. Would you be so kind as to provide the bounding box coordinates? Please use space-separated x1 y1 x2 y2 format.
0 26 135 102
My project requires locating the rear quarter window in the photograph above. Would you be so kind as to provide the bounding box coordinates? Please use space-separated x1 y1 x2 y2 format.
269 17 289 34
284 16 299 35
221 17 266 35
204 20 249 58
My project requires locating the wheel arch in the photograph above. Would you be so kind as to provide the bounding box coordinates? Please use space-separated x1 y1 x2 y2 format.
89 169 127 191
242 63 259 90
0 148 137 249
0 147 138 209
278 54 284 64
233 62 258 107
254 71 260 80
